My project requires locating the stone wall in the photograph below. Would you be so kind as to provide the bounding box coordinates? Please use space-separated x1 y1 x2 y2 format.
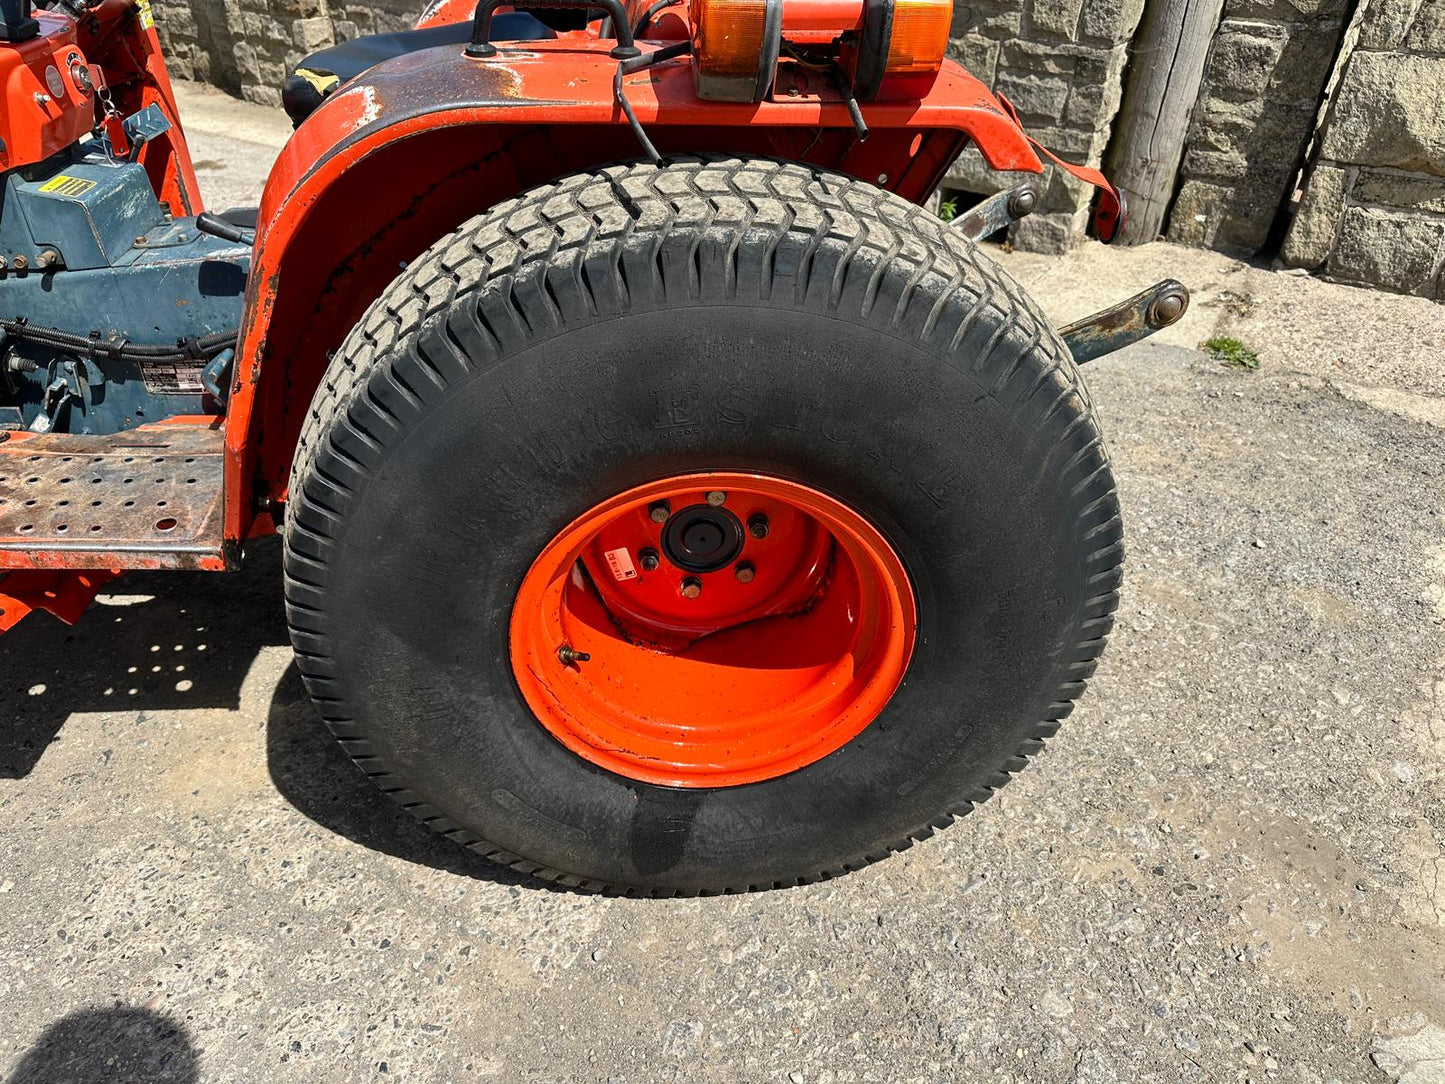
154 0 420 107
150 0 1443 298
943 0 1145 252
1166 0 1352 255
1280 0 1445 298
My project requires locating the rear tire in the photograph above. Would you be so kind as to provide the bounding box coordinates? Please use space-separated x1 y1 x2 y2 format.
283 156 1122 895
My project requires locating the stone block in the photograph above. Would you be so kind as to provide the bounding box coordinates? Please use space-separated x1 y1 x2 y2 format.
993 71 1071 121
1064 81 1107 127
1405 0 1445 50
1327 207 1445 294
292 16 335 51
999 38 1085 76
1280 165 1350 268
1078 0 1145 43
1354 170 1445 214
1204 23 1289 100
233 40 262 83
951 0 1024 39
1181 146 1251 182
947 34 1001 83
1268 26 1347 107
1319 54 1445 176
943 148 1016 196
1011 205 1090 252
1357 0 1425 48
1030 0 1086 39
1215 175 1290 251
1167 181 1229 248
242 84 284 108
1225 0 1349 23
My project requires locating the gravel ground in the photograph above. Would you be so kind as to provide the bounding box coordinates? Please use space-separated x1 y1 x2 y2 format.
1 84 1442 1084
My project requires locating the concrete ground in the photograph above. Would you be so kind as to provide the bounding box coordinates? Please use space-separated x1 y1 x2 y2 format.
1 83 1443 1084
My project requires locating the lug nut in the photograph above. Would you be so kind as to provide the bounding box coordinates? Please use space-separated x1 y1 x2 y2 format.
557 645 590 666
680 577 703 599
639 548 660 572
706 491 728 507
734 562 756 584
748 514 770 540
12 254 27 271
648 500 671 524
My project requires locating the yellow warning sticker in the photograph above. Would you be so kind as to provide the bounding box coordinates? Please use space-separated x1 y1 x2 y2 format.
136 0 154 29
38 175 98 198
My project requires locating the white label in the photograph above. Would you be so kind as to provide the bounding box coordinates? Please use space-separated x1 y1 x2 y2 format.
604 547 637 582
141 360 204 395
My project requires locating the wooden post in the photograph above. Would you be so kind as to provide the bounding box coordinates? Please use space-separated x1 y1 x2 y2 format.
1107 0 1227 244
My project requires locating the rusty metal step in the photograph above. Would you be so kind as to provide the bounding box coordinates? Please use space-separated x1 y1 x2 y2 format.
0 423 228 571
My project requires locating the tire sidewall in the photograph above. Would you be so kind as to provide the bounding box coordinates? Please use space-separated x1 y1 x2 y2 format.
316 301 1097 889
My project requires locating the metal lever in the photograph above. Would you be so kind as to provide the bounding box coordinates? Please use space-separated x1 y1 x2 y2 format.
1059 280 1190 365
195 213 255 247
951 181 1040 242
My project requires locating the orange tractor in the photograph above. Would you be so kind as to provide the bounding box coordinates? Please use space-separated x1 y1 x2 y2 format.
0 0 1187 893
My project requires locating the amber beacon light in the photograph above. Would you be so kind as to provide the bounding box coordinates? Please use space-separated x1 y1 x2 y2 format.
690 0 951 102
853 0 951 99
691 0 784 101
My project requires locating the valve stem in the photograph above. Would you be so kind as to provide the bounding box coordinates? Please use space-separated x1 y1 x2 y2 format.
557 645 591 667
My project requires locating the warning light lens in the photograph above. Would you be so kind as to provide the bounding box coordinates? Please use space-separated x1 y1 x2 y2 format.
691 0 782 101
885 0 950 74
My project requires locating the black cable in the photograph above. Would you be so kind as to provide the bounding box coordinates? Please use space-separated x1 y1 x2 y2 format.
633 0 679 37
614 41 692 163
832 63 869 142
0 317 237 363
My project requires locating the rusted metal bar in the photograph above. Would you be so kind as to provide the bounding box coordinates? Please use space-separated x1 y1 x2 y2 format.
1059 279 1190 364
950 181 1040 243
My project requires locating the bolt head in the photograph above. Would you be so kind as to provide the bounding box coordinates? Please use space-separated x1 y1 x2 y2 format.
734 562 756 584
1008 186 1039 219
1149 292 1187 327
649 500 671 524
705 491 727 507
680 577 703 599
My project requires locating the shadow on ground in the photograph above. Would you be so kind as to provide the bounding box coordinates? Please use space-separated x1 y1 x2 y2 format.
1 537 533 886
4 1007 198 1084
266 661 529 883
0 538 290 779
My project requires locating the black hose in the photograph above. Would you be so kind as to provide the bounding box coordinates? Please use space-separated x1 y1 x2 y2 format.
0 317 238 363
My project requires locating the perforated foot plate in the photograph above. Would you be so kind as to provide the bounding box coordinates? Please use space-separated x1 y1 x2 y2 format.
0 424 228 571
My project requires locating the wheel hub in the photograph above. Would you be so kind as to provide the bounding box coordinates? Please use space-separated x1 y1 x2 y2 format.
509 473 918 788
661 504 745 573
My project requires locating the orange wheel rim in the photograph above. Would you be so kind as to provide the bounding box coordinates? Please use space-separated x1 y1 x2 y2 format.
509 473 917 788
